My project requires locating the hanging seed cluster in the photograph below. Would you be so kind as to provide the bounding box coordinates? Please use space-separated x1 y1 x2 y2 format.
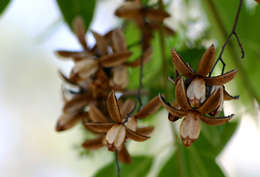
54 0 239 164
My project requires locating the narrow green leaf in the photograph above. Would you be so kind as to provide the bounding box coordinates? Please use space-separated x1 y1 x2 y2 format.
94 156 153 177
56 0 96 31
0 0 11 16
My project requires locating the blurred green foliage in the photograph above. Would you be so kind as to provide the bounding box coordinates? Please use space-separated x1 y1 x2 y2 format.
93 156 153 177
0 0 10 16
56 0 96 31
10 0 257 176
201 0 260 112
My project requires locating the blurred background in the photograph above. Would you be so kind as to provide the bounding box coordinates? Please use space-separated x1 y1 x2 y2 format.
0 0 260 177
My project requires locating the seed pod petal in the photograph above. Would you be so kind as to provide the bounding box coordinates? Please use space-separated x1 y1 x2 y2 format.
55 50 89 60
126 128 150 142
118 145 131 164
135 96 161 119
125 118 137 131
111 66 128 89
180 113 201 147
159 94 187 117
171 49 195 78
186 78 206 107
100 52 132 67
136 126 154 136
120 99 135 118
114 125 126 150
84 122 114 133
198 44 215 76
223 87 239 100
89 104 108 122
92 30 108 56
197 87 223 114
73 16 88 50
107 91 122 123
63 94 92 113
145 9 170 22
199 114 234 125
114 2 141 19
204 69 238 85
82 136 104 150
56 112 85 131
112 28 128 52
175 78 192 110
71 59 98 80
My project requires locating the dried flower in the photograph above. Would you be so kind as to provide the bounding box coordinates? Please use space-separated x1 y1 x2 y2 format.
83 91 160 151
159 78 234 147
171 44 238 107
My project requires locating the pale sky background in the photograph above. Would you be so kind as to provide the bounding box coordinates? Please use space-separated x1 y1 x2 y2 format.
0 0 260 177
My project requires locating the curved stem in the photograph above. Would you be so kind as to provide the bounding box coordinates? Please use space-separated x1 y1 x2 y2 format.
209 0 244 76
205 0 260 105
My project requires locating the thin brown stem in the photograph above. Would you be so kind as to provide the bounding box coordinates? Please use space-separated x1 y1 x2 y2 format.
115 151 121 177
205 0 260 105
209 0 244 76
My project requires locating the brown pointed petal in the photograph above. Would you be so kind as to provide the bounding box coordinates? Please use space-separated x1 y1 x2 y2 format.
106 125 126 151
111 66 128 89
114 2 141 19
204 69 238 85
73 16 88 50
126 128 150 142
159 94 186 117
171 49 194 78
82 136 104 150
84 122 114 133
56 113 83 131
89 104 108 122
92 31 108 56
180 113 201 147
136 126 154 136
175 78 192 110
71 59 98 80
224 88 239 100
125 48 152 67
199 114 234 125
107 91 122 123
55 50 89 61
135 96 161 119
112 28 128 52
198 44 215 76
100 52 132 67
63 94 91 114
58 71 77 86
120 99 135 118
197 87 222 114
145 9 170 22
118 145 131 164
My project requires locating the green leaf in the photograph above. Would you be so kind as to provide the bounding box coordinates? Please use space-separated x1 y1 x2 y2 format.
0 0 11 16
158 145 226 177
56 0 96 31
94 156 153 177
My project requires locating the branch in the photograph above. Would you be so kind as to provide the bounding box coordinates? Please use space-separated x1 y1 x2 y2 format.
115 151 121 177
209 0 244 76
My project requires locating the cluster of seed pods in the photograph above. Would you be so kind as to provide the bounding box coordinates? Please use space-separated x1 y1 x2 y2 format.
159 45 239 147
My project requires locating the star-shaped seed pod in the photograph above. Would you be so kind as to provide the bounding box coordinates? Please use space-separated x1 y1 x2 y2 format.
171 45 238 107
159 78 234 147
81 102 154 164
115 0 174 50
83 91 161 152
